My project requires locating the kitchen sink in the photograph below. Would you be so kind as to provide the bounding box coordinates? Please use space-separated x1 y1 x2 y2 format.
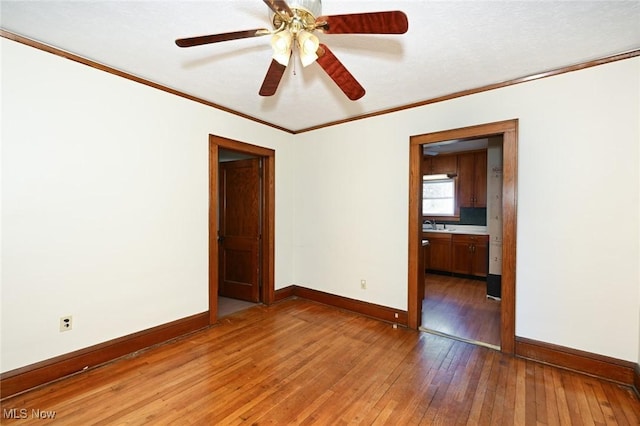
422 225 488 235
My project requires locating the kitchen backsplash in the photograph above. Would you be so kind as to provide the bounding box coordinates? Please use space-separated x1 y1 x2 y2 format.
459 207 487 225
431 207 486 226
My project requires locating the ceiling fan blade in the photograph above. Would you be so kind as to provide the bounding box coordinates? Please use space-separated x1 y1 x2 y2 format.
263 0 293 19
316 11 408 34
315 44 365 101
259 59 288 96
175 29 269 47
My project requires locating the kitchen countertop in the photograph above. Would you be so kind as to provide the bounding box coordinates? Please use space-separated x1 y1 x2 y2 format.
422 225 488 236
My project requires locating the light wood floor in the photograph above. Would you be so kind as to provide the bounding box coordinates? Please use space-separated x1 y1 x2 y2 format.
2 299 638 425
422 273 501 347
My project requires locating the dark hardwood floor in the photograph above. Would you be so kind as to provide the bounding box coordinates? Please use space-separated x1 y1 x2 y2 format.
422 273 501 348
1 299 638 424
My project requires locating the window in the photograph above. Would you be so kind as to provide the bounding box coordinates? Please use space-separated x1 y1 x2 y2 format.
422 176 455 216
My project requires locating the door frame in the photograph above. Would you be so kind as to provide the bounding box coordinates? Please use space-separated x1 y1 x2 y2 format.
408 119 518 354
209 134 275 324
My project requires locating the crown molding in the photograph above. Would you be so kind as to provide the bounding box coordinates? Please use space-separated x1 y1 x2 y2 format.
2 29 639 135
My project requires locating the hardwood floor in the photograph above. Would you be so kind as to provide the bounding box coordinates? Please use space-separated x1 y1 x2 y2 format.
422 273 501 348
2 299 638 425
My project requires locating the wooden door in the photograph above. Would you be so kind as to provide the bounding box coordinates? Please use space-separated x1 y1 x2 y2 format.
218 158 261 302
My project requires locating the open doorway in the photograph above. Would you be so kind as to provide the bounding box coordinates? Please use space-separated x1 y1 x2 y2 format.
408 120 518 355
419 136 503 349
218 151 262 317
209 135 275 324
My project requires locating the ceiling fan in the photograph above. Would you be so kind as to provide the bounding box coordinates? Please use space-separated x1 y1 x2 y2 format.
175 0 408 100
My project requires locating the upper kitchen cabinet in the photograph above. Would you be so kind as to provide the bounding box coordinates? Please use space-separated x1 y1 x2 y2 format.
422 154 457 176
457 151 487 208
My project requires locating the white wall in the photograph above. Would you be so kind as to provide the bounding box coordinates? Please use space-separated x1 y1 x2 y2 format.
293 58 640 362
0 39 296 372
2 38 639 372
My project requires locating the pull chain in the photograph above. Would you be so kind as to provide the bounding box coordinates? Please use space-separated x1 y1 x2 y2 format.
292 48 297 76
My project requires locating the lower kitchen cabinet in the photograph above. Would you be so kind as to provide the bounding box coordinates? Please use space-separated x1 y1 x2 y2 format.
451 234 489 277
424 232 452 273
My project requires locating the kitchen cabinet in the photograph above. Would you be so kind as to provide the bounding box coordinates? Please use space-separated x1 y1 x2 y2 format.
423 232 452 272
451 234 489 277
422 154 457 176
457 151 487 208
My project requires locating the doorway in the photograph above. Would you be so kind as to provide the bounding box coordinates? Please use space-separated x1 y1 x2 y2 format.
408 120 518 354
218 155 261 303
419 136 502 349
209 135 275 324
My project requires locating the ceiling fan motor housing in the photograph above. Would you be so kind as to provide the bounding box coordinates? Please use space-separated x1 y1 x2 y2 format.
271 0 322 32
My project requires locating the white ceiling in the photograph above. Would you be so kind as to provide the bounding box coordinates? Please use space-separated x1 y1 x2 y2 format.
2 1 639 133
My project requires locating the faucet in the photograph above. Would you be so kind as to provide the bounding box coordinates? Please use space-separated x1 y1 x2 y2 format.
423 219 436 229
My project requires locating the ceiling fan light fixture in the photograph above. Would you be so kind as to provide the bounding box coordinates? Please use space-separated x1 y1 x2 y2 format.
271 30 293 66
297 30 319 67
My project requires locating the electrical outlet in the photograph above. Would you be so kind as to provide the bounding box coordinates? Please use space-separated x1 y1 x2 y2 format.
360 279 367 289
60 316 73 332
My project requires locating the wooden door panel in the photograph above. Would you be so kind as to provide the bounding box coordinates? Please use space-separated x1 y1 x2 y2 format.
219 237 259 300
223 172 260 236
